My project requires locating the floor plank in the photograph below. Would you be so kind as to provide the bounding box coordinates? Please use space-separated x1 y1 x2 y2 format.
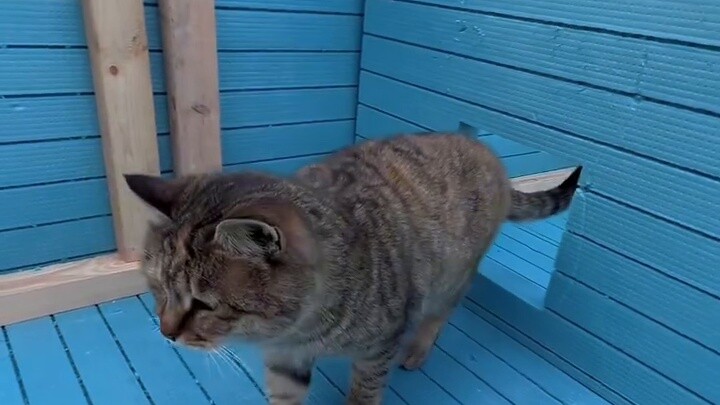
5 317 88 405
453 304 610 405
0 327 25 405
54 306 150 405
437 324 560 404
137 293 267 405
98 297 210 404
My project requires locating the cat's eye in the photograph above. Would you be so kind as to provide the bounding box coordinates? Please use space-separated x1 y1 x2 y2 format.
191 298 214 312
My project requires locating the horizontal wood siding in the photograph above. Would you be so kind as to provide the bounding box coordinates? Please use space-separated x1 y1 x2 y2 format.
361 1 720 404
0 1 363 273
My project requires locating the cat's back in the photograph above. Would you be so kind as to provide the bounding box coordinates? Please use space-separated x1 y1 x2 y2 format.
297 132 512 226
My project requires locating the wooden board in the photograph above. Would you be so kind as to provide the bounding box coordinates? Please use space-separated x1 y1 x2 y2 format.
82 0 162 261
159 0 222 175
0 254 146 326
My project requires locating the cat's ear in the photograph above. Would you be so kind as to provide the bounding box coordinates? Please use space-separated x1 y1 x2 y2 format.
214 218 283 258
124 174 183 218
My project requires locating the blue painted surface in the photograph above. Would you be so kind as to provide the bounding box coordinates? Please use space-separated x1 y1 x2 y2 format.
0 277 608 405
361 1 720 404
0 1 362 273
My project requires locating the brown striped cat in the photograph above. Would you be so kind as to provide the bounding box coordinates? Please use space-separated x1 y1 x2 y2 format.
125 132 581 405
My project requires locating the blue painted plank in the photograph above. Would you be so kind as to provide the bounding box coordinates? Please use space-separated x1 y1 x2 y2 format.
467 275 706 405
1 122 350 230
415 0 720 47
0 95 169 144
546 274 720 403
365 0 720 114
0 216 115 272
136 294 266 405
449 306 608 405
479 258 547 309
0 328 24 405
461 299 631 405
4 317 87 405
0 179 108 231
2 91 351 187
500 224 559 259
358 71 720 240
98 297 210 404
493 233 555 273
0 3 361 50
522 221 565 245
387 367 460 404
0 49 358 96
558 234 720 354
53 307 150 405
216 10 361 51
569 192 719 297
486 245 550 287
356 105 541 158
1 89 350 148
0 135 172 189
139 294 345 404
225 154 330 176
221 87 357 129
0 49 165 96
356 104 426 136
0 2 161 48
214 0 364 13
361 36 720 178
421 346 511 404
222 120 355 165
218 52 359 90
548 274 720 402
436 324 559 404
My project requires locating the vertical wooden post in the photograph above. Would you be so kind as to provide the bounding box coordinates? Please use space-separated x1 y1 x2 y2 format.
159 0 223 176
82 0 161 261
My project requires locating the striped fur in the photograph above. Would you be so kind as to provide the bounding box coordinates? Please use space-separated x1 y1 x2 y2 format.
125 132 581 404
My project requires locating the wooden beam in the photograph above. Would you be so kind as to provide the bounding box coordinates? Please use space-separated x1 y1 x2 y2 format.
0 255 146 326
82 0 161 261
159 0 222 176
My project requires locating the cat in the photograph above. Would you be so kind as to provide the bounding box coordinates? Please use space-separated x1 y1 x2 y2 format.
124 132 581 405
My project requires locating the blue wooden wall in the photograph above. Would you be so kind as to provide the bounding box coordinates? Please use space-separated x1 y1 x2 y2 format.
0 0 363 274
359 1 720 404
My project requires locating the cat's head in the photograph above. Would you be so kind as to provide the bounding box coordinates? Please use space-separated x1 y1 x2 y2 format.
123 173 318 350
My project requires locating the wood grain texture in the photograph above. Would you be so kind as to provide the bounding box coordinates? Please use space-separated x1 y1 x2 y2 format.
361 36 720 178
547 274 720 402
82 0 164 260
365 0 720 114
467 276 703 405
569 192 719 296
159 0 222 175
416 0 720 47
0 254 145 326
558 234 720 354
359 72 720 239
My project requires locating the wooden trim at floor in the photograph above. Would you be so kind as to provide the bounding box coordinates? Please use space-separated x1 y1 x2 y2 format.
0 167 575 326
0 255 147 326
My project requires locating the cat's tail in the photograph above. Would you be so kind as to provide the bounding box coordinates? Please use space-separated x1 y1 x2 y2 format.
507 167 582 222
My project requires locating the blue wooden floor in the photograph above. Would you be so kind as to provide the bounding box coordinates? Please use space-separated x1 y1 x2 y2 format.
0 215 608 405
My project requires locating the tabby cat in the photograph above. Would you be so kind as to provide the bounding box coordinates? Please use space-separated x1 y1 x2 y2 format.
124 132 581 405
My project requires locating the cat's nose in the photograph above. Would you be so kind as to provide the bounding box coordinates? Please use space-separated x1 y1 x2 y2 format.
159 311 183 341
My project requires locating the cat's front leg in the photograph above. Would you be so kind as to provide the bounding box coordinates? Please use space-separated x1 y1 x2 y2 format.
265 354 315 405
347 346 397 405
